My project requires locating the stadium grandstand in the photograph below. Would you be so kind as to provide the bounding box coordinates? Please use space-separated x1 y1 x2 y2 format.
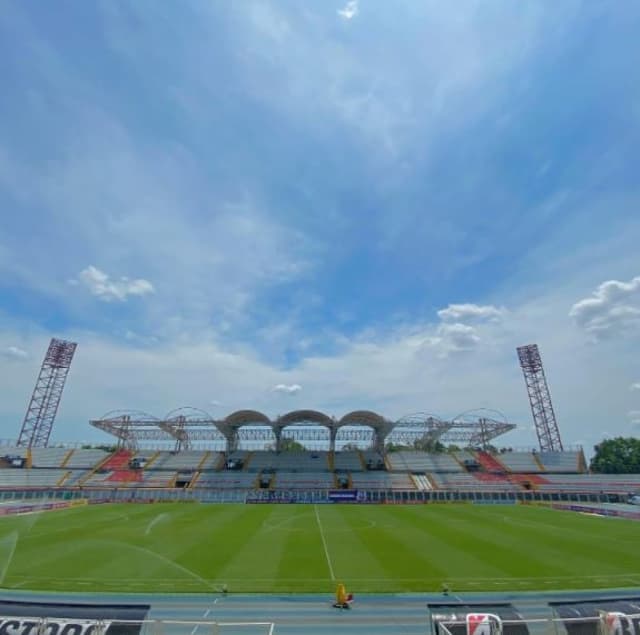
0 406 630 505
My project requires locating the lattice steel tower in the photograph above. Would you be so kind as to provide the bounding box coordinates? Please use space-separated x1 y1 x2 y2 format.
17 338 77 448
517 343 564 452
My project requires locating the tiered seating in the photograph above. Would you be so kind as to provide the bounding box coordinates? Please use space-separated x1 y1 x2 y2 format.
274 472 335 489
454 451 477 463
155 450 221 471
0 469 69 487
117 471 174 487
79 472 113 486
475 451 507 473
193 472 257 489
30 448 69 467
64 449 110 469
430 472 516 491
498 452 542 473
387 451 463 472
334 452 363 471
537 474 640 493
538 451 581 472
248 451 329 472
350 472 416 490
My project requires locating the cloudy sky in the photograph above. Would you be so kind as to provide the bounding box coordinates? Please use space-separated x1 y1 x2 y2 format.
1 1 639 450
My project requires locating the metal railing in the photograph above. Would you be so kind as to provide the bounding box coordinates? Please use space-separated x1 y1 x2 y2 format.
0 616 275 634
433 612 640 635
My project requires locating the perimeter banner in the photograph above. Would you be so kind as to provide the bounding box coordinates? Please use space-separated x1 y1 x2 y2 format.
328 490 359 502
0 601 150 635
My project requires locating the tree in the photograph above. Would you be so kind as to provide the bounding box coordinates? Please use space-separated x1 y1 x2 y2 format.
279 438 306 452
590 437 640 474
413 436 445 453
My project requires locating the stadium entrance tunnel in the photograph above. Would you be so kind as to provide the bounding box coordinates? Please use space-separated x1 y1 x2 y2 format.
429 603 529 635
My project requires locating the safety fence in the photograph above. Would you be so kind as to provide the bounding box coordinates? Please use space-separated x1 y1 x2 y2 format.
0 616 275 635
0 486 630 506
432 610 640 635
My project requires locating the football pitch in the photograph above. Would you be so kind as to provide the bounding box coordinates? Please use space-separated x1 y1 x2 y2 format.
0 502 639 593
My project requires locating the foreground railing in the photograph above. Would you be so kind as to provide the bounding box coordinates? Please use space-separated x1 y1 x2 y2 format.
3 610 640 635
0 616 275 634
433 612 640 635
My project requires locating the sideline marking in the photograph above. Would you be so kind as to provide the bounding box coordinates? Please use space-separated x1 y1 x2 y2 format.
314 505 335 581
190 598 219 635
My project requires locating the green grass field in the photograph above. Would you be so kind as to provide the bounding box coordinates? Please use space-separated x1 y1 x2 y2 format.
0 502 639 593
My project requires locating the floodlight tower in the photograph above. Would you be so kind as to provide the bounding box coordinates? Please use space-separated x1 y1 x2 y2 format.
16 338 77 448
517 343 564 452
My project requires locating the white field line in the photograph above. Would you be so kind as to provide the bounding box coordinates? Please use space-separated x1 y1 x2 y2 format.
0 532 19 585
189 598 219 635
144 512 169 536
313 505 335 581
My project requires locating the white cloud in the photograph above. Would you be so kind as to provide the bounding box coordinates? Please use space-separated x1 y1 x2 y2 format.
631 383 640 391
421 303 504 357
272 383 302 395
428 322 481 356
628 410 640 418
438 303 504 322
570 276 640 338
1 346 29 361
75 266 155 302
209 399 223 407
337 1 359 20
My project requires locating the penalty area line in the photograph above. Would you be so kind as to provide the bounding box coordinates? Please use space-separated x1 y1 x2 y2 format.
314 505 335 581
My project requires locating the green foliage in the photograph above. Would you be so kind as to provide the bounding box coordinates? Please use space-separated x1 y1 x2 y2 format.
590 437 640 474
81 444 117 452
413 436 445 453
384 442 411 452
279 438 306 452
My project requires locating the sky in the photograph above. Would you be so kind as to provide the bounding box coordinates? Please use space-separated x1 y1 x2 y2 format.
0 0 639 451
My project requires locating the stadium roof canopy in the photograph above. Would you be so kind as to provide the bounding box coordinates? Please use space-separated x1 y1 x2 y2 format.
90 408 516 453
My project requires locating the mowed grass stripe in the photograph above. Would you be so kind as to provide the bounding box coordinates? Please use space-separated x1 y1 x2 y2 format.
314 505 389 586
275 506 330 592
2 502 640 592
374 506 508 581
407 505 588 578
404 505 640 585
330 505 452 590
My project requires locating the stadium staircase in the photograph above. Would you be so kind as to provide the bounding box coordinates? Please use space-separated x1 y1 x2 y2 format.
532 453 546 471
25 449 32 469
358 451 367 470
578 450 587 473
143 450 162 468
196 451 211 471
101 449 142 483
328 452 335 471
77 450 117 485
411 474 432 490
243 452 255 470
56 471 71 486
187 472 201 488
476 451 508 473
60 449 75 468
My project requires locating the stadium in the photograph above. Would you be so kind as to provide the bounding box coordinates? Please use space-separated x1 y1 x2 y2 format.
1 339 639 634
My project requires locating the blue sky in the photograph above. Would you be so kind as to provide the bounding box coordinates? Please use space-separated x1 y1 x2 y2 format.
1 0 639 449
